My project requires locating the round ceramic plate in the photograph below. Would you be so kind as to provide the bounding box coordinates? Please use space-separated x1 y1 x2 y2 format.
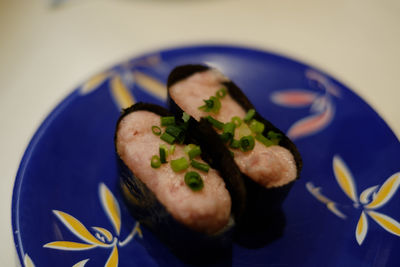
12 45 400 267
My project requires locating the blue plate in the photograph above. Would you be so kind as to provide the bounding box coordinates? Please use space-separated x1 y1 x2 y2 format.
12 44 400 267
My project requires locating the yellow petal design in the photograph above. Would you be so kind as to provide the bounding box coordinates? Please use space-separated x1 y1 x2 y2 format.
133 71 167 100
80 72 110 95
100 183 121 235
366 172 400 209
118 221 143 247
135 222 143 238
333 156 358 203
327 202 347 219
367 210 400 236
105 245 118 267
72 259 90 267
306 182 331 204
360 185 379 205
44 241 96 251
306 182 347 219
24 254 35 267
356 211 368 245
53 210 105 246
92 227 113 243
111 75 135 109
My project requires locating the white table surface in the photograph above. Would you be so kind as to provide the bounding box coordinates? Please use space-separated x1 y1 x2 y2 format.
1 0 399 265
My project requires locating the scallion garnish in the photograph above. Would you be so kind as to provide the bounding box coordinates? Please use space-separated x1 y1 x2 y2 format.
216 88 227 98
237 123 252 138
231 116 242 127
169 144 176 155
186 145 201 160
184 171 204 191
220 133 231 143
243 109 256 123
206 116 224 130
165 125 183 138
159 145 168 163
160 132 176 144
267 131 282 145
161 116 175 126
151 126 161 136
171 157 189 172
198 96 221 113
230 139 240 149
151 155 161 168
184 144 195 154
240 135 255 152
249 119 265 134
255 133 273 147
223 122 236 135
267 131 282 139
182 112 190 122
220 122 236 143
191 160 210 172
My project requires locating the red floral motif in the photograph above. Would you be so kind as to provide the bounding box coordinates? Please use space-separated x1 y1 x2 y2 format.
271 70 339 140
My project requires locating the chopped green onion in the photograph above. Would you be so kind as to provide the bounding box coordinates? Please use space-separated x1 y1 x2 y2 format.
220 122 236 143
184 171 204 191
151 126 161 136
223 122 236 135
243 109 256 123
184 144 196 154
165 125 183 138
216 88 227 98
267 131 282 145
176 125 187 144
230 139 240 149
231 116 242 127
187 145 201 160
182 112 190 122
249 119 265 134
206 116 224 130
159 145 168 163
200 99 214 110
271 139 279 145
240 135 255 152
169 144 176 155
255 133 274 147
160 132 176 144
198 96 221 113
212 96 221 113
267 131 282 139
220 133 231 143
237 123 252 138
151 155 161 168
161 116 175 126
191 160 210 172
160 144 169 152
171 157 189 172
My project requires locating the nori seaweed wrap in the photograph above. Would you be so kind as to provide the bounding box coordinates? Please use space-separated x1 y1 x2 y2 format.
114 103 244 262
167 65 302 247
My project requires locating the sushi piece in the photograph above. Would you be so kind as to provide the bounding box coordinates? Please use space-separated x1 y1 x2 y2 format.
167 65 302 246
115 103 243 261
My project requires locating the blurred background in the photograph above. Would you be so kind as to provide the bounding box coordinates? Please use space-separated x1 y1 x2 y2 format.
1 0 399 265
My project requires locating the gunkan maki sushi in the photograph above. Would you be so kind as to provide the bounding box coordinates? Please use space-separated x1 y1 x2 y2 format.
167 65 302 246
114 103 241 261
